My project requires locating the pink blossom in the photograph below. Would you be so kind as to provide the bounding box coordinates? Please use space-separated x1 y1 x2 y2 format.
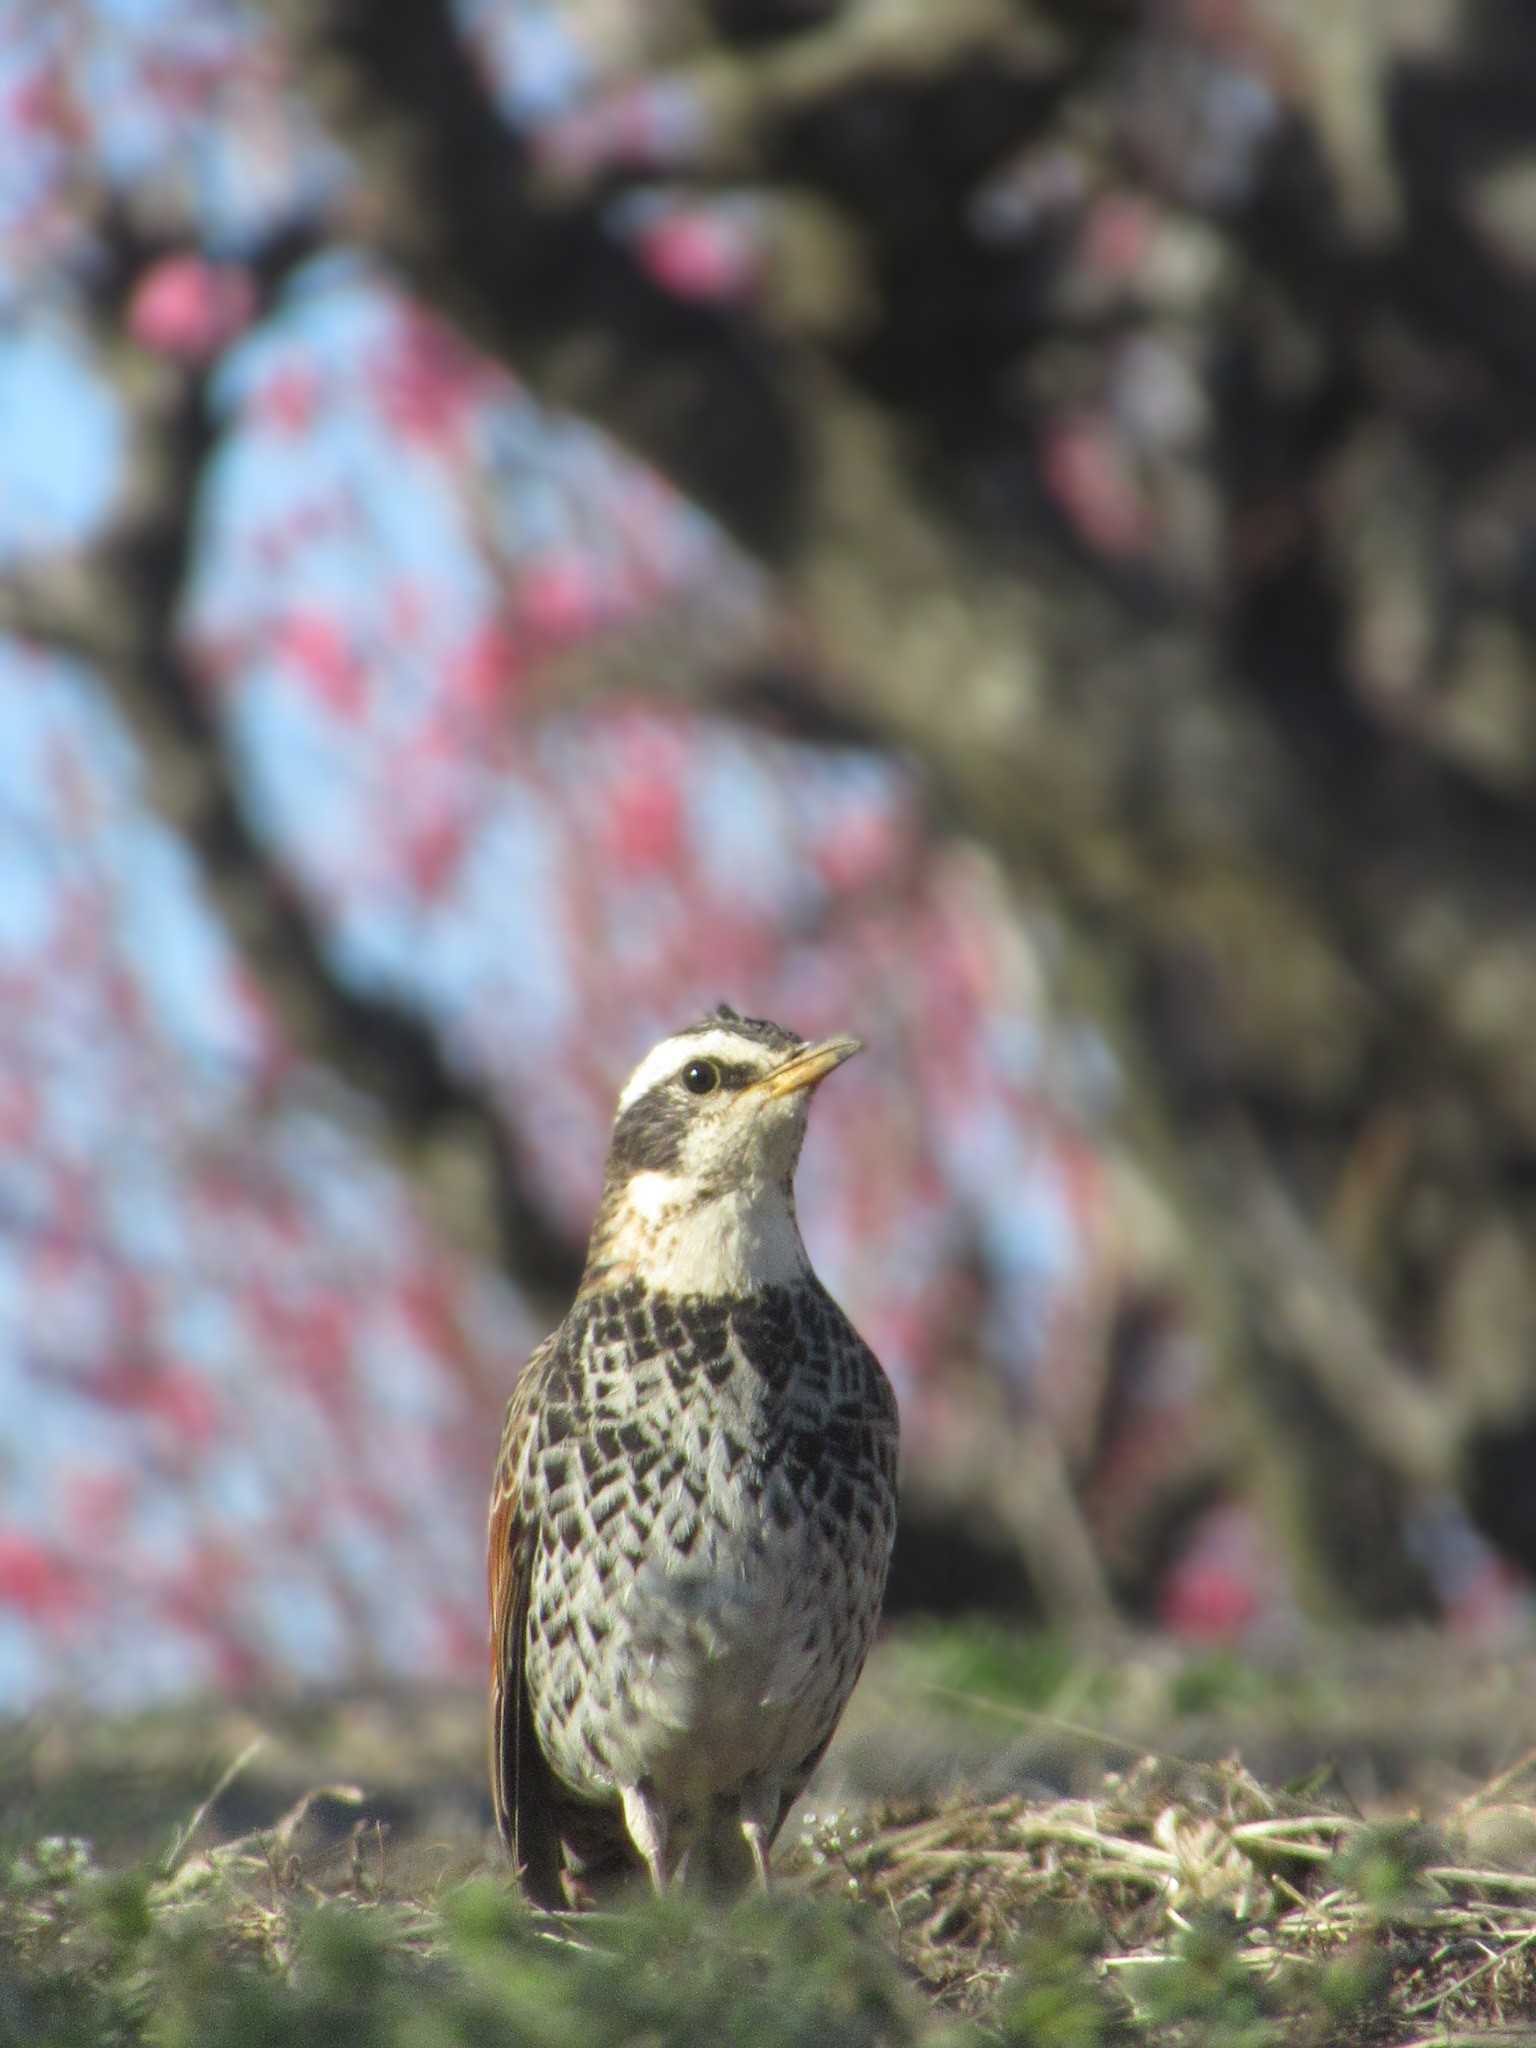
1157 1501 1280 1641
606 771 684 871
1083 194 1153 282
520 557 601 647
1446 1557 1529 1640
813 805 913 894
62 1468 134 1542
376 311 499 442
87 1361 219 1451
635 212 757 303
0 1533 88 1622
257 365 321 435
276 612 368 715
11 65 83 144
1159 1554 1258 1640
1043 413 1151 559
448 617 521 717
128 255 256 363
406 811 467 895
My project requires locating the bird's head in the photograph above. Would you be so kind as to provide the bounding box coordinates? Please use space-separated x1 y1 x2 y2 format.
582 1005 862 1296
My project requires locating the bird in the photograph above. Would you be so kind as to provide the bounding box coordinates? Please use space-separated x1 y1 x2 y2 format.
487 1004 899 1907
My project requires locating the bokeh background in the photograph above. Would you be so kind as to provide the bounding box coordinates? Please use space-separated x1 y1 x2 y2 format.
4 0 1536 1714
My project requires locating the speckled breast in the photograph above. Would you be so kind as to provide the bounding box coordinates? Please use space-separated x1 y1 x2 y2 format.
522 1279 898 1811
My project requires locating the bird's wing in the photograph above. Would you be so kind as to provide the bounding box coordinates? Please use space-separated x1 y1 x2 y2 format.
487 1329 566 1907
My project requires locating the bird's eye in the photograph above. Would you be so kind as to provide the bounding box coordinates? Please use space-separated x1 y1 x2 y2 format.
682 1059 720 1096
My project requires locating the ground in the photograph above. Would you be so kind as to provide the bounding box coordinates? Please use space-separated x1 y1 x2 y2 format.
7 1624 1536 2045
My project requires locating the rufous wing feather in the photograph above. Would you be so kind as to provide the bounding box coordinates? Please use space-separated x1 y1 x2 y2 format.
487 1335 564 1907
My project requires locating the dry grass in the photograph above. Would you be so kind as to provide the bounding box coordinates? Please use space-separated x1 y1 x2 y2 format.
791 1748 1536 2039
9 1640 1536 2043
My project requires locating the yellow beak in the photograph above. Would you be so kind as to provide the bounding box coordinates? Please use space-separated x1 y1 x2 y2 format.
754 1035 863 1100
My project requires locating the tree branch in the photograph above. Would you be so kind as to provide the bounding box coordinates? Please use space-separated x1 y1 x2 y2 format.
257 0 804 564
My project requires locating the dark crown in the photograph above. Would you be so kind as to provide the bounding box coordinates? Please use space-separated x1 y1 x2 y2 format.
677 1002 804 1056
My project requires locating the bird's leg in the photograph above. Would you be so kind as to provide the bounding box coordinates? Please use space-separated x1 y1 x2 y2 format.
741 1819 772 1889
739 1781 777 1890
620 1781 673 1893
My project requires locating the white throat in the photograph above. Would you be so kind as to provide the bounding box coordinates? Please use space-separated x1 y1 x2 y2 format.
617 1169 810 1296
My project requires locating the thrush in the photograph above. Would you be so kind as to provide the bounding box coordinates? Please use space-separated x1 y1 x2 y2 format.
488 1005 899 1905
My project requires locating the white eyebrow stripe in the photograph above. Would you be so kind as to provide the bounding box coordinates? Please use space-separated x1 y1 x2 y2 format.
614 1028 785 1113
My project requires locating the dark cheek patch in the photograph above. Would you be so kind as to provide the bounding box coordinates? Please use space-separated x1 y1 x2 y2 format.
607 1087 689 1174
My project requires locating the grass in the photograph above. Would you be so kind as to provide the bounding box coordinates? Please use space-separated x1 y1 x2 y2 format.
7 1634 1536 2045
799 1753 1536 2039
